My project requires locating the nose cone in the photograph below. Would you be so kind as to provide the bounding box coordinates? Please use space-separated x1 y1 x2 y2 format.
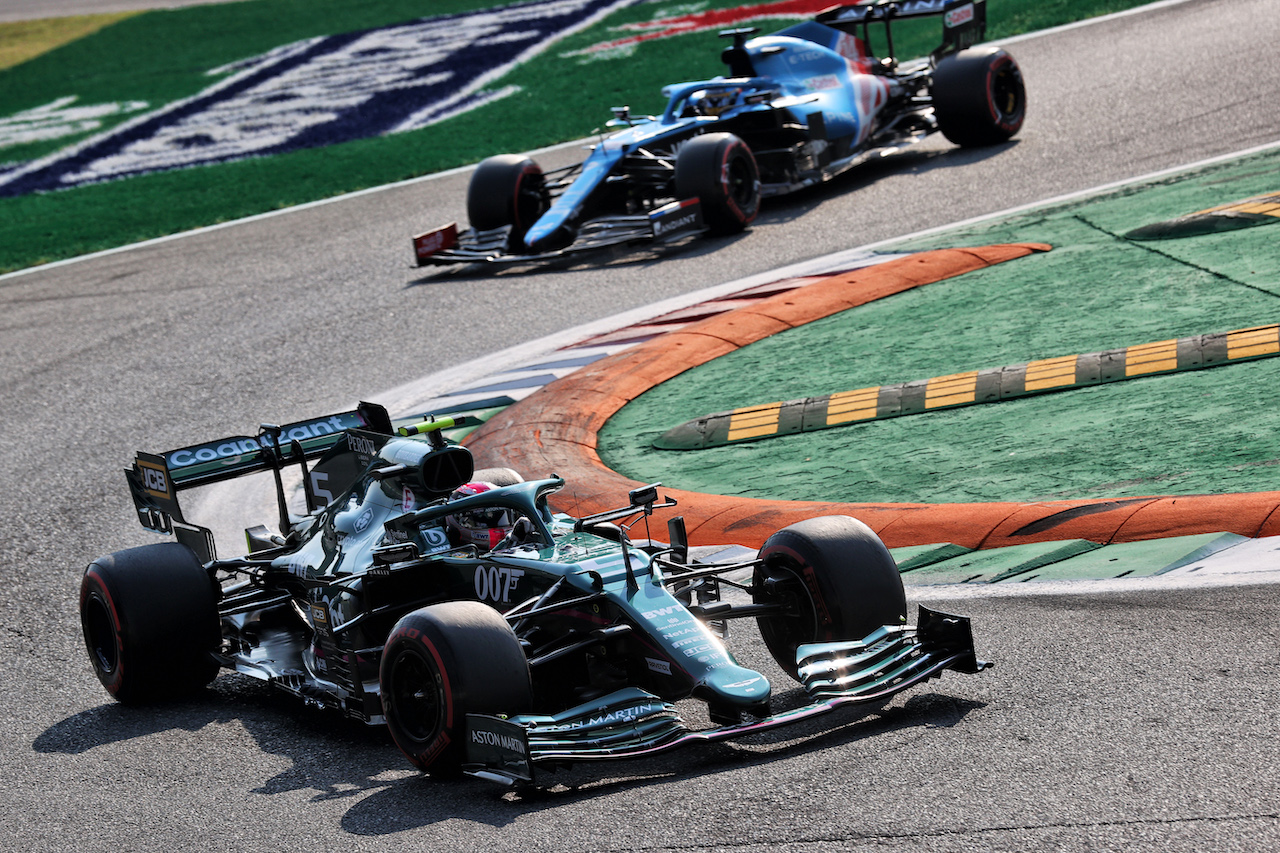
697 663 772 721
522 221 577 255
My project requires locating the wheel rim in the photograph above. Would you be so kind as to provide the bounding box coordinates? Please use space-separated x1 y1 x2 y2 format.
725 152 758 213
82 594 119 676
513 169 548 233
991 63 1024 122
388 650 443 744
755 561 818 672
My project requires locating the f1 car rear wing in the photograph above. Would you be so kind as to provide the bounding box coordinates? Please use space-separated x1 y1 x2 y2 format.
125 401 394 561
816 0 987 61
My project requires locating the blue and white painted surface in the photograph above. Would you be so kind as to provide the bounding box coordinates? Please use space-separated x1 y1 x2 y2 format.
0 0 640 196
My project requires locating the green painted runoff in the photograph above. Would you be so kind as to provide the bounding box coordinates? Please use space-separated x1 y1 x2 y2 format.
598 146 1280 505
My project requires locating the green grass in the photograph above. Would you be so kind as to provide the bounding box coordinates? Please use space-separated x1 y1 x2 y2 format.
0 0 1161 274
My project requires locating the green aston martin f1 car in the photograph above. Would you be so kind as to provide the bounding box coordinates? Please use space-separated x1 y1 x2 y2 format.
80 401 987 784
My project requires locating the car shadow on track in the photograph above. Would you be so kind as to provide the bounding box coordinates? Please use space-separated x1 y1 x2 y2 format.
34 676 408 802
34 674 983 832
338 691 986 836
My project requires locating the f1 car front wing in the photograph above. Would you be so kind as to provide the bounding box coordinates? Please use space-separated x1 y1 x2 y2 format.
414 198 707 267
463 606 989 785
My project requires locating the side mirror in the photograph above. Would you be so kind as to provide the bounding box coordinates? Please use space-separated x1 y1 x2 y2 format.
628 483 660 508
667 516 689 565
494 516 537 552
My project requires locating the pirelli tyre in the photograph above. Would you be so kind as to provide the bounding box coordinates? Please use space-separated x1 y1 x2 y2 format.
752 515 907 681
931 46 1026 147
466 154 550 250
79 542 221 704
381 600 532 775
674 132 761 235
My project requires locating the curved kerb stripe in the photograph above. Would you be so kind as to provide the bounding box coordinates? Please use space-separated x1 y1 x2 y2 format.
464 244 1280 550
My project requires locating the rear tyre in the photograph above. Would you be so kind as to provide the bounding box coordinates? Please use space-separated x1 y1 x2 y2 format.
79 543 221 704
381 601 532 775
466 154 550 248
752 516 906 681
931 46 1026 147
674 132 761 235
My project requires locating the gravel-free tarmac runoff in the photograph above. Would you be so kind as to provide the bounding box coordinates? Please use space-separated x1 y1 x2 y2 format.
2 1 1280 851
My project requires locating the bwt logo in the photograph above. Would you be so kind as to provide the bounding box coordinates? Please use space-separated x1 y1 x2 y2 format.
0 0 641 197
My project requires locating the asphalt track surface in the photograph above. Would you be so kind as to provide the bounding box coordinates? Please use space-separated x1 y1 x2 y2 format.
3 1 1280 850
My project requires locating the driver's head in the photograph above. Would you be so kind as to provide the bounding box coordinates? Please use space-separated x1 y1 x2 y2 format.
692 87 736 116
445 482 513 549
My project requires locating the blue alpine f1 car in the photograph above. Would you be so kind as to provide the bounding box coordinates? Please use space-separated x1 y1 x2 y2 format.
414 0 1024 266
80 403 988 785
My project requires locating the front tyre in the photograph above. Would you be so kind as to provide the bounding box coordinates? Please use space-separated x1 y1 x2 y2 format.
674 132 761 235
931 46 1026 147
753 516 906 681
380 601 532 775
79 542 221 704
466 154 550 249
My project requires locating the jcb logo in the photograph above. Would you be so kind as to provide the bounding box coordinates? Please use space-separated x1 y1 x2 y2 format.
474 565 524 604
143 467 166 492
139 462 169 498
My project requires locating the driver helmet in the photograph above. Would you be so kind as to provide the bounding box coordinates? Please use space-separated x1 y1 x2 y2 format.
445 482 513 549
693 87 737 116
